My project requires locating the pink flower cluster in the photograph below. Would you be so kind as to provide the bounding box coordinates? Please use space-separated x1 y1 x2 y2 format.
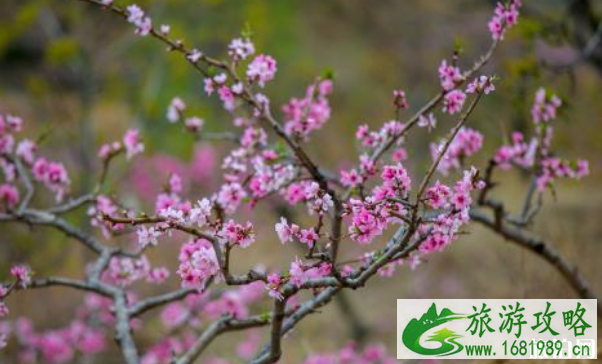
289 258 331 288
98 128 145 160
0 183 19 210
430 127 484 175
10 318 106 364
103 256 167 287
494 131 537 169
536 158 589 191
265 273 283 300
282 80 333 139
438 60 485 115
340 168 363 188
228 38 255 62
31 158 71 202
246 54 277 88
141 283 265 364
419 168 482 254
442 89 467 115
438 60 462 91
488 0 522 41
220 220 255 248
275 217 320 247
216 182 247 214
0 265 32 319
494 88 588 190
466 75 496 95
531 87 562 124
355 120 405 149
126 4 152 36
88 195 124 237
177 239 220 291
346 163 411 244
281 181 334 216
417 113 437 132
10 265 31 288
1 108 71 203
123 129 145 159
137 226 162 248
165 97 205 133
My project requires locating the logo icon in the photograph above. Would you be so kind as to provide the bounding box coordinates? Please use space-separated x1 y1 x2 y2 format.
402 303 466 356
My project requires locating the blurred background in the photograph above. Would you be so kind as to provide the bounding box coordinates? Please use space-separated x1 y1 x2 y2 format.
1 0 601 362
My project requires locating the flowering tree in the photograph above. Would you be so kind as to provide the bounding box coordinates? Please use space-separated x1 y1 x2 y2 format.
0 0 599 363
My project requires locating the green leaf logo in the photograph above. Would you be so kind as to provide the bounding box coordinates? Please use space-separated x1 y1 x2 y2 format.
402 303 466 356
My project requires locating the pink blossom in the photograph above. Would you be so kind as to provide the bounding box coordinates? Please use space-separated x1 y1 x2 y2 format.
289 258 331 287
382 163 411 188
282 80 332 139
281 183 306 205
105 256 150 287
204 291 248 319
177 240 220 290
39 331 74 364
228 38 255 61
299 228 318 247
466 75 495 94
392 147 408 162
425 181 452 209
187 49 203 63
147 267 170 284
0 134 14 154
220 220 255 248
137 226 161 248
393 89 408 109
217 86 236 111
265 273 283 300
340 169 363 188
488 0 522 40
123 129 144 159
31 158 70 201
247 54 277 87
168 173 183 193
203 78 215 96
438 60 462 91
417 113 437 132
159 24 170 35
231 82 244 95
216 182 247 214
0 183 19 210
88 195 122 237
188 198 213 227
16 139 36 163
167 97 186 122
160 302 189 329
575 159 589 179
126 4 152 36
431 127 483 174
275 217 299 244
531 87 562 124
442 89 466 114
347 199 388 244
5 115 23 132
10 265 32 287
214 73 227 84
